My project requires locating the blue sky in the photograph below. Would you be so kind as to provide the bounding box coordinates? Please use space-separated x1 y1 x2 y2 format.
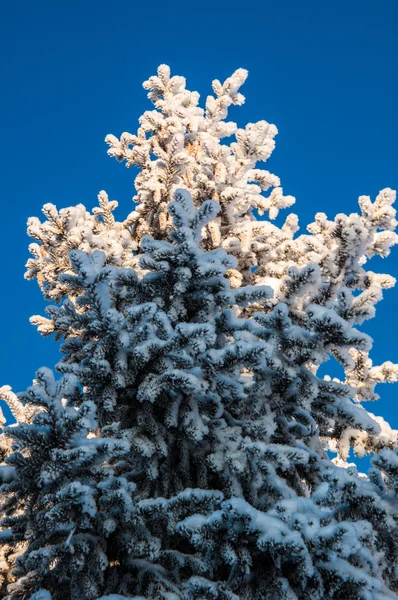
1 1 397 450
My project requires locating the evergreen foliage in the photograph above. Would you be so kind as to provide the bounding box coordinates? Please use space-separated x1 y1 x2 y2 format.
0 66 397 599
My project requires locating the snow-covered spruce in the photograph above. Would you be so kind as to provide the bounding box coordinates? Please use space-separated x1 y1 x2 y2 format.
25 66 398 449
0 191 397 599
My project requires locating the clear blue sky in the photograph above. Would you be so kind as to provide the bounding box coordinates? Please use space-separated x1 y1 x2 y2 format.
1 1 397 452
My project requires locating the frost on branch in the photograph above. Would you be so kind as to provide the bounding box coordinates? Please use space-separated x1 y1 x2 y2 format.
25 192 138 303
105 64 294 281
0 369 132 599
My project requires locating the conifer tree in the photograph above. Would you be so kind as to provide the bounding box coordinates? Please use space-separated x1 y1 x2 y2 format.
0 66 397 599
